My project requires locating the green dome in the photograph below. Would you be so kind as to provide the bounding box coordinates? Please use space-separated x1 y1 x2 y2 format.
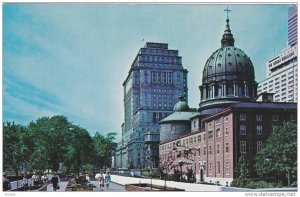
173 94 189 112
202 46 255 83
199 18 257 112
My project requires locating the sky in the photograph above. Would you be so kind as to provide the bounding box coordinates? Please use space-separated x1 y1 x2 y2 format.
3 3 290 141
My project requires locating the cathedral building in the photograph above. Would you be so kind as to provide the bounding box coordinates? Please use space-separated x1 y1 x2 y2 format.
159 11 297 186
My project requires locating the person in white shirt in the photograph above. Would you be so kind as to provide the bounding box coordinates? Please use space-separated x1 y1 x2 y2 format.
31 172 40 188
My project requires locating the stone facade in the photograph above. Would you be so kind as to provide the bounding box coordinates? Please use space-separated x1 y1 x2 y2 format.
116 42 188 169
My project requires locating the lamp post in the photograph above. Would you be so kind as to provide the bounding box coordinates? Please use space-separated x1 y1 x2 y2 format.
178 160 183 182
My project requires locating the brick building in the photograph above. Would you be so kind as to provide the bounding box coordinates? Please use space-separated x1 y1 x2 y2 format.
159 10 297 186
160 101 297 185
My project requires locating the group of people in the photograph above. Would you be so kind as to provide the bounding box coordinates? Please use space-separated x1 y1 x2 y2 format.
95 172 111 191
30 172 60 190
2 172 60 191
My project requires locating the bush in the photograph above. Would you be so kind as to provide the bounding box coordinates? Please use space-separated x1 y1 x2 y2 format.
231 179 283 189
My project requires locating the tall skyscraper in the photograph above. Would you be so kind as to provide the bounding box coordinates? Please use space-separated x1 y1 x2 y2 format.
258 5 298 102
288 5 297 46
115 42 188 169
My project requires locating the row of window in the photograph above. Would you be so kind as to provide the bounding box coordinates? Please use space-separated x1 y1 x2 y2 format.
240 141 263 153
240 113 296 121
140 55 181 64
208 161 230 176
141 48 177 56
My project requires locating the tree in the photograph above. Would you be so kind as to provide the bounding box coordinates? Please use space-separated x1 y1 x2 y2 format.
3 122 26 175
238 153 249 180
64 125 94 175
255 122 297 186
92 132 117 171
26 116 72 172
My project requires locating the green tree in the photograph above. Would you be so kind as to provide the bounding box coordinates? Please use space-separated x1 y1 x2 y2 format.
3 122 26 175
64 125 94 175
26 116 72 172
92 132 117 171
255 122 297 186
238 153 249 180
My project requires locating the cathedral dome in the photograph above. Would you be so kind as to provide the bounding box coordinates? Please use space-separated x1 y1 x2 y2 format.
173 94 189 112
199 17 257 113
202 46 255 83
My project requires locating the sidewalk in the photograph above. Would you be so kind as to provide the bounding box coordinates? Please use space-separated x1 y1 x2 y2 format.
47 181 69 192
110 175 298 192
90 181 125 192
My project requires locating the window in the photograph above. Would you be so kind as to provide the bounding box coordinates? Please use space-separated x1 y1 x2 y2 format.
209 163 212 175
273 115 278 121
240 125 246 135
225 143 229 153
215 118 221 125
240 113 246 121
194 136 196 143
217 161 221 175
198 148 201 157
217 144 220 154
226 161 230 175
255 114 262 122
208 131 213 139
203 161 206 171
225 128 229 136
216 128 221 138
203 146 206 156
209 146 212 154
272 126 278 134
204 134 206 140
257 141 263 152
291 114 296 121
240 141 246 153
256 125 262 135
198 135 201 142
225 116 229 122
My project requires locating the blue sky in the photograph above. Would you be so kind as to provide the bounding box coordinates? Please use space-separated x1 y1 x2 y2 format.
3 3 290 140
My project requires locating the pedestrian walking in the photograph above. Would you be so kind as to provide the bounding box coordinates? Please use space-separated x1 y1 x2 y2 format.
104 172 111 191
21 173 28 191
97 173 104 191
3 172 11 191
51 173 59 191
41 173 48 185
32 172 40 189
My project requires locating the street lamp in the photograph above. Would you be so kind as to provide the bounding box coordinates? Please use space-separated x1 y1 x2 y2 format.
178 160 183 182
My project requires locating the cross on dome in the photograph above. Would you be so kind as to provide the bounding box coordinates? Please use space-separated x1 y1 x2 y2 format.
224 6 232 21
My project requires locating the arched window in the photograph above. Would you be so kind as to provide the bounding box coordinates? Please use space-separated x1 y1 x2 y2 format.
238 83 245 96
217 85 222 97
227 82 233 95
208 87 212 98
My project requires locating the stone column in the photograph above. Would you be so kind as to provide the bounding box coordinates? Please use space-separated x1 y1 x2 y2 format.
212 84 215 99
244 81 248 97
203 86 207 100
233 82 237 97
222 82 226 97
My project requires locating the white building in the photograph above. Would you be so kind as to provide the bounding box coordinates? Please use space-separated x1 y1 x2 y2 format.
258 45 297 102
